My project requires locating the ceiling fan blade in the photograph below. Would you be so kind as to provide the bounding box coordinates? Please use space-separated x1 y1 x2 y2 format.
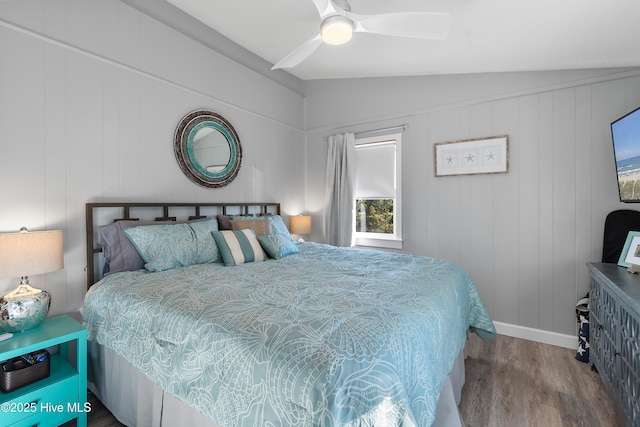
352 12 451 40
271 34 323 70
310 0 339 18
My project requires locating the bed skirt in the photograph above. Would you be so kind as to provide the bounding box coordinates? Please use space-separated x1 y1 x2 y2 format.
87 340 465 427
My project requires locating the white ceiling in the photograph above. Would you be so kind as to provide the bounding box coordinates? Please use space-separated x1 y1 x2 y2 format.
165 0 640 81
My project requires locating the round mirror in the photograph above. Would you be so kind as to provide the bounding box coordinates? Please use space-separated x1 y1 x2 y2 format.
174 110 242 188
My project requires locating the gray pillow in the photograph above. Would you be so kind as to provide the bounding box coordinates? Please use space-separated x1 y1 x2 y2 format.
217 214 233 230
99 220 172 275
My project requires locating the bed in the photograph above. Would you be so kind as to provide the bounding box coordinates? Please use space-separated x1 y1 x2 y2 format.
82 202 495 427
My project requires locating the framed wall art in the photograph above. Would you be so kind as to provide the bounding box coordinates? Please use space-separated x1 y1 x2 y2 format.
434 135 509 177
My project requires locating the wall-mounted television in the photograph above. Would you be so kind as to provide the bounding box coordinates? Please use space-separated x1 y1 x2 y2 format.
611 106 640 202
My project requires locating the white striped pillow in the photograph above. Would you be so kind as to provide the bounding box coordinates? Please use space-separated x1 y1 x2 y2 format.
212 229 266 266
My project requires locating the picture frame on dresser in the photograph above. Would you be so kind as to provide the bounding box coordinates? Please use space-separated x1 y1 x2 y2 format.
617 231 640 267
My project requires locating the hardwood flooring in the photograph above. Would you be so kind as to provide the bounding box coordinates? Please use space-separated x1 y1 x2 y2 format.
86 334 626 427
86 391 125 427
460 334 626 427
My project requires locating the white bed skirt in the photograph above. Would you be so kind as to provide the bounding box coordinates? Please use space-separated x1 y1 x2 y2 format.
88 340 465 427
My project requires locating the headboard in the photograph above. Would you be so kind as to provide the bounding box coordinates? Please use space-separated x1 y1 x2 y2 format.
85 202 281 289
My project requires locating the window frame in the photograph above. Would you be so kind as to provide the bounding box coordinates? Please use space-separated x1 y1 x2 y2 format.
353 132 402 249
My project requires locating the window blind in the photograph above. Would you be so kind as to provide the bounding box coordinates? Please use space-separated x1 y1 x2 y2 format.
355 141 395 199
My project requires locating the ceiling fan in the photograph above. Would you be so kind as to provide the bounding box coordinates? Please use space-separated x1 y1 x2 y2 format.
271 0 451 70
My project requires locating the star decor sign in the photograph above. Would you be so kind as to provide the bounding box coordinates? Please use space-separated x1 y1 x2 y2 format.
434 135 509 177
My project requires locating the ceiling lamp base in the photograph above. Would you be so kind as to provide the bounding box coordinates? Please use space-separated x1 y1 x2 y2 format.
321 15 353 45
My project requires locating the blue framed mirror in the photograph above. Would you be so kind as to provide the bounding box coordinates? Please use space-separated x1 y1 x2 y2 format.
174 110 242 188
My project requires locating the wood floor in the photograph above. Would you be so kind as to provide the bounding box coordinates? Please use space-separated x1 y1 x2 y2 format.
86 334 626 427
460 334 626 427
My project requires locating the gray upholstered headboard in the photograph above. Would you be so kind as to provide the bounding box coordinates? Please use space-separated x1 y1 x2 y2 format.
85 202 281 289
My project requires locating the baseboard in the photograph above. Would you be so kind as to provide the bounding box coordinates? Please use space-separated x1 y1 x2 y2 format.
493 321 577 350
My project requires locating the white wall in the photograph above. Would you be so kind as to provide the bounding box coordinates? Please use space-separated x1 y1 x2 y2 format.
3 0 640 342
304 68 640 337
0 0 306 315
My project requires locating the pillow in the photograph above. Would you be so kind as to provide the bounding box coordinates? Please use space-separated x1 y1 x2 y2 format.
99 220 173 275
212 229 266 266
217 214 233 230
123 219 220 272
265 215 294 242
223 214 294 242
188 219 222 264
229 219 272 236
258 233 299 259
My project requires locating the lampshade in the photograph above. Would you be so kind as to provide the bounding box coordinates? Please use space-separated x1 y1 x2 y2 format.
290 216 312 235
0 228 63 332
0 228 64 278
321 16 353 45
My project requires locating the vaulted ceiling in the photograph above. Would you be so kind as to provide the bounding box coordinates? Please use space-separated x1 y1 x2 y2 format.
165 0 640 80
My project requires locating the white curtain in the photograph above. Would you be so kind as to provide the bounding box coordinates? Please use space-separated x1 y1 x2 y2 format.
325 132 356 247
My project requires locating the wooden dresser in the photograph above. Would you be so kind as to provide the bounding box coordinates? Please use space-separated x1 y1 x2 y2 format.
588 262 640 427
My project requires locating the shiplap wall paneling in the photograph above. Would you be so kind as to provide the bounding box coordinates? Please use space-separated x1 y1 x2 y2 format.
44 42 69 315
406 117 432 257
398 118 416 255
492 98 521 326
425 112 441 257
517 94 542 329
536 92 555 333
460 103 497 318
455 107 472 277
302 130 328 243
116 72 150 198
435 108 464 266
574 86 594 301
304 71 640 338
0 0 306 314
0 28 46 229
100 66 120 199
590 79 631 272
551 88 579 335
0 26 53 301
66 53 106 311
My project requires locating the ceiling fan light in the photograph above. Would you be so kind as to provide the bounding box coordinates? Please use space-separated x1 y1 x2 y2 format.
321 16 353 45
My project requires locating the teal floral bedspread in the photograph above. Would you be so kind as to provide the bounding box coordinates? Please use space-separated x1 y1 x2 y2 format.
83 243 495 426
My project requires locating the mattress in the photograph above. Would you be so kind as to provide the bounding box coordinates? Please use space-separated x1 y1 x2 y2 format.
83 242 495 426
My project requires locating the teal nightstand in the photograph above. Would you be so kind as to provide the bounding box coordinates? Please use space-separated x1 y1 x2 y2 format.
0 314 87 427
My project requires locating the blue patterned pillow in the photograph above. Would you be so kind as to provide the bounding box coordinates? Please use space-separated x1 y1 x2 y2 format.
212 229 266 266
258 233 299 259
266 215 294 242
123 219 220 272
189 219 221 264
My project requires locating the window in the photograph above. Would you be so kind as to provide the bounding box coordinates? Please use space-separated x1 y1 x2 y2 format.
354 133 402 249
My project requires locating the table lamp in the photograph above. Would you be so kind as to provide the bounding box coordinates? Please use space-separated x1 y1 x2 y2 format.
0 228 63 332
290 215 311 242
